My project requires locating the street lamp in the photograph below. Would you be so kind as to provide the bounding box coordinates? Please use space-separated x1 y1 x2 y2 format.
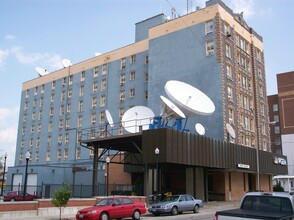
23 151 31 198
106 156 110 196
154 148 160 202
1 152 7 196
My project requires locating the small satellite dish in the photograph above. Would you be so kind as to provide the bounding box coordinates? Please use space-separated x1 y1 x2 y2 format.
105 109 114 128
122 106 155 133
165 80 215 117
226 123 236 139
95 52 101 56
195 123 205 135
160 95 185 120
35 67 49 76
62 59 72 68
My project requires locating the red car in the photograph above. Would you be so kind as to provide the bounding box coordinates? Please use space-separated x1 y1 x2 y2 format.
76 196 146 220
4 191 40 202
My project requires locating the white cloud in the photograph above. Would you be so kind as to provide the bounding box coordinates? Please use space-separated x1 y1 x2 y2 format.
226 0 255 19
10 46 63 71
0 107 19 166
5 34 17 40
0 49 9 68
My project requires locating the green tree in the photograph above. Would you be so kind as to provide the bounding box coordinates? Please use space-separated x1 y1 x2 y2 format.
52 184 72 220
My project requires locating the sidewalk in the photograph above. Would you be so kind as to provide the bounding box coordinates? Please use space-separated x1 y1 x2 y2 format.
0 201 239 220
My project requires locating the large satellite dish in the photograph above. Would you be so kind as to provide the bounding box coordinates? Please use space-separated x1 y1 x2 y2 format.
105 109 114 128
35 67 49 77
195 123 205 135
62 59 72 68
160 95 185 120
226 123 236 139
122 106 155 133
164 80 215 117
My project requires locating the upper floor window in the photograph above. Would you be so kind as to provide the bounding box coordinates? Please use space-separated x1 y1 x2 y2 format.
206 40 214 56
129 88 135 98
130 54 136 64
273 104 278 112
102 63 107 75
130 71 135 80
101 79 106 91
226 64 232 79
145 55 149 64
144 72 149 82
94 66 98 77
34 86 38 95
120 74 126 86
205 20 213 34
80 85 84 96
52 81 56 90
100 95 105 107
225 44 231 58
93 81 98 93
121 57 126 69
81 71 85 81
274 115 279 123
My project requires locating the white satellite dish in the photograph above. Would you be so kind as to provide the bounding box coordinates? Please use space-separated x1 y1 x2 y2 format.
226 123 236 139
160 95 185 120
62 59 72 68
164 80 215 117
35 67 49 76
122 106 155 133
95 52 102 56
195 123 205 135
105 109 114 128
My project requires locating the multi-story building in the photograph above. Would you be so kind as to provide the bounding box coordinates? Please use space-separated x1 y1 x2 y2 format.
268 71 294 175
7 0 283 201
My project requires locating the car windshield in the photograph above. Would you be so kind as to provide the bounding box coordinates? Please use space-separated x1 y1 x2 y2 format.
95 198 113 206
161 195 179 202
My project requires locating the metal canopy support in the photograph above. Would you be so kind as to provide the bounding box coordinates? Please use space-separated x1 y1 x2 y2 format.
92 147 98 197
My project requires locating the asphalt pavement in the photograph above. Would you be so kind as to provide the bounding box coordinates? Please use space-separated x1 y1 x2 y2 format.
0 201 239 220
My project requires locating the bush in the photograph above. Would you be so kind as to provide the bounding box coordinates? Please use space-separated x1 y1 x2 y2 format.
273 182 284 192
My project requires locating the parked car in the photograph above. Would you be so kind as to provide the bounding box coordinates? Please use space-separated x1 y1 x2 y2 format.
148 194 203 216
76 196 146 220
4 191 40 202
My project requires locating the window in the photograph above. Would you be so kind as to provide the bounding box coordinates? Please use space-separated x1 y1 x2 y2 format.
51 94 54 103
243 96 248 109
144 72 149 82
145 55 149 64
259 85 264 97
23 114 27 123
79 85 84 96
91 129 97 139
119 108 124 120
228 108 234 124
36 138 40 148
101 79 106 91
129 88 135 98
78 100 83 112
121 57 126 69
76 147 81 160
65 133 69 144
66 103 71 113
61 91 65 101
240 38 245 51
58 134 62 144
102 63 107 75
37 124 41 133
62 77 67 85
242 76 247 88
52 81 56 90
262 121 266 135
274 115 279 123
77 132 82 143
130 54 136 64
59 119 63 129
41 85 44 93
78 116 82 127
118 125 124 135
120 74 126 86
68 89 72 99
227 86 233 100
91 113 96 125
32 112 35 120
65 118 69 128
25 89 29 98
100 95 105 107
144 90 148 100
240 56 245 68
57 149 61 160
130 71 135 80
244 116 249 130
31 125 35 133
274 126 280 134
94 66 98 77
24 101 28 110
81 71 85 81
257 49 261 61
34 86 38 95
46 150 50 161
258 67 262 79
205 20 213 34
226 64 232 79
69 75 73 85
59 105 64 116
120 91 125 102
64 149 68 160
273 104 278 112
224 23 230 35
30 138 33 147
260 103 265 116
48 122 52 132
100 112 105 124
225 44 231 58
38 111 42 120
47 136 51 145
275 137 281 145
206 41 214 56
93 81 98 93
92 97 97 108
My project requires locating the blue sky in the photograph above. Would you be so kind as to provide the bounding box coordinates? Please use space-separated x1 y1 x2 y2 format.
1 0 293 166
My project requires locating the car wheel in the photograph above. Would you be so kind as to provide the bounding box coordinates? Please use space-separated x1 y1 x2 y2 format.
132 210 141 220
193 204 199 213
100 212 109 220
171 206 178 215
